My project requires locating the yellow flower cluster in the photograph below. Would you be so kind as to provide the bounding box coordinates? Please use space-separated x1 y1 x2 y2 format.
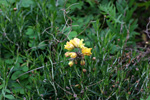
64 38 85 50
64 38 92 67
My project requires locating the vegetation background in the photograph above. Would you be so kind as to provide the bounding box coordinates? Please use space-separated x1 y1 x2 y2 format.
0 0 150 99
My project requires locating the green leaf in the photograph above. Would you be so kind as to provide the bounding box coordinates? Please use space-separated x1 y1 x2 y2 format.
110 44 120 54
0 0 15 6
25 28 34 35
17 57 23 63
5 89 11 93
69 1 83 10
68 31 77 39
38 41 46 50
20 89 25 94
63 26 71 33
0 84 4 89
0 94 2 99
20 0 35 8
147 96 150 100
4 95 15 99
28 42 33 47
5 59 14 64
85 0 94 7
22 66 29 72
11 71 23 80
29 34 38 39
85 41 91 47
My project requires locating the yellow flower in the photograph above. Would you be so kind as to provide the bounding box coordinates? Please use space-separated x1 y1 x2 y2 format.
68 61 74 67
70 52 77 58
70 38 85 48
82 47 92 56
64 41 74 50
65 52 71 57
70 38 80 47
79 39 85 49
80 60 85 66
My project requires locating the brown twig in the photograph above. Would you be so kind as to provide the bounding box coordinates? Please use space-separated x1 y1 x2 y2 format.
144 17 150 38
54 81 73 95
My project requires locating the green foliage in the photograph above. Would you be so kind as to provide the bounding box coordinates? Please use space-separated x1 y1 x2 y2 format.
0 0 150 99
141 96 150 100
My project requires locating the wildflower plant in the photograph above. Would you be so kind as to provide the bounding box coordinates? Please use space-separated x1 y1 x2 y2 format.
64 38 92 67
0 0 149 99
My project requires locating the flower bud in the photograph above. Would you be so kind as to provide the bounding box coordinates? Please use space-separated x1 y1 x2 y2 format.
92 57 96 60
65 52 70 57
93 68 96 72
68 61 74 67
75 84 79 87
80 60 85 66
146 41 149 44
82 69 87 73
70 52 77 58
112 85 115 88
13 8 17 11
128 92 131 95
